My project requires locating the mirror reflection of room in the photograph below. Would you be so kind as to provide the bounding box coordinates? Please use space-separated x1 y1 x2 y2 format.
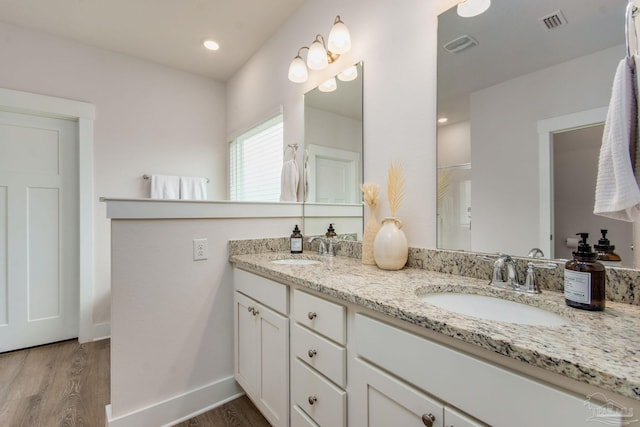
437 0 633 264
304 63 363 204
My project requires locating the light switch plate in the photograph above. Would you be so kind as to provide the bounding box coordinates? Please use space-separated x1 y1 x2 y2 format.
193 238 208 261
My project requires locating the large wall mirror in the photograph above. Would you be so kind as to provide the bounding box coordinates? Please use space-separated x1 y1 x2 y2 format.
303 62 364 238
437 0 635 266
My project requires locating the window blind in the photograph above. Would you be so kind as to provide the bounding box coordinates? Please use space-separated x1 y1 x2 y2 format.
229 114 284 201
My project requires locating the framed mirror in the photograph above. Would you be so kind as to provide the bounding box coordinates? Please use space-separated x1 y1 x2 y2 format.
436 0 634 266
303 62 364 238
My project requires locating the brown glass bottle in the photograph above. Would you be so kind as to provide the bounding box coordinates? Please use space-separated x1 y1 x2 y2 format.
290 225 303 254
594 229 622 266
564 233 605 311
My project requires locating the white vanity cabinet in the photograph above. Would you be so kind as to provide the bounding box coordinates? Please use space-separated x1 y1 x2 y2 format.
350 357 484 427
234 269 289 427
351 313 621 427
290 289 347 427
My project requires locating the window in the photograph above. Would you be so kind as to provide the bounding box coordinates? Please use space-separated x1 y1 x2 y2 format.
229 114 284 201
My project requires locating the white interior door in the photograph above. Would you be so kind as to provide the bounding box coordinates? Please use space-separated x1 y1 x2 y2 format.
307 144 360 203
0 110 79 352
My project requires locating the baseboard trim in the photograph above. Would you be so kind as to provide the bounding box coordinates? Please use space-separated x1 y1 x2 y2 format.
105 376 243 427
91 322 110 341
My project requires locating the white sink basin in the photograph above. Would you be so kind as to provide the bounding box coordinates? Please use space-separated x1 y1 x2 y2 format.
270 259 321 265
419 293 568 326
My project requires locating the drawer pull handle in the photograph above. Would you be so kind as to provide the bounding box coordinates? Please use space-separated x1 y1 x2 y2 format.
247 306 253 313
308 312 317 320
421 413 435 427
252 308 259 316
308 395 318 405
307 349 317 358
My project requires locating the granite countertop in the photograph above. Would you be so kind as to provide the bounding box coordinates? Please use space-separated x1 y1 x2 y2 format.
230 251 640 401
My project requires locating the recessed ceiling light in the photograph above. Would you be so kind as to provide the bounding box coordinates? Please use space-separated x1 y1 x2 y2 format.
203 39 220 51
438 117 449 124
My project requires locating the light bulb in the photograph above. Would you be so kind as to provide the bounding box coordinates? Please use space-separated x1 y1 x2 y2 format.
337 65 358 82
288 56 308 83
457 0 490 17
307 39 329 70
328 16 351 54
202 39 220 51
318 77 337 92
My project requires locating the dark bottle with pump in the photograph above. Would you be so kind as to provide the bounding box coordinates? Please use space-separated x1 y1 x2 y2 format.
290 225 303 254
564 233 605 311
326 223 337 238
594 229 622 266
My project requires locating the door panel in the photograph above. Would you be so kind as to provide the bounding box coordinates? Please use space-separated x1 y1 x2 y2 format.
0 111 78 352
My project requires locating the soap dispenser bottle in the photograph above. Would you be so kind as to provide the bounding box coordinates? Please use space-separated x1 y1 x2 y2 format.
290 225 303 254
594 229 622 266
564 232 605 311
325 223 337 238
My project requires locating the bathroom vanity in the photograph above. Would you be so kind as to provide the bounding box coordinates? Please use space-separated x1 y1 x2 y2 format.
230 249 640 427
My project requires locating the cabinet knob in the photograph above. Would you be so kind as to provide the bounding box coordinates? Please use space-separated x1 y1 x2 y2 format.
308 311 317 320
421 413 436 427
247 306 253 313
308 395 318 405
252 308 259 316
307 349 317 358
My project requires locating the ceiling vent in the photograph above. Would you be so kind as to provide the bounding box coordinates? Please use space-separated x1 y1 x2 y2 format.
443 34 479 54
539 10 568 30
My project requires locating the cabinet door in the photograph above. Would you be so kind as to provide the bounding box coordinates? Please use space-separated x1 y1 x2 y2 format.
444 407 486 427
257 301 289 427
350 357 444 427
235 291 259 396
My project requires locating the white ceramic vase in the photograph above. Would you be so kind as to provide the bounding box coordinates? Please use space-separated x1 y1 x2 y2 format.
362 205 380 265
373 217 408 270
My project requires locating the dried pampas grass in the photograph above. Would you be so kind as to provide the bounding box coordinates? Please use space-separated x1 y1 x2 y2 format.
387 162 405 217
361 182 380 207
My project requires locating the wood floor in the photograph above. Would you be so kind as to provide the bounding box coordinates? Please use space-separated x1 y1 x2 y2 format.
0 339 270 427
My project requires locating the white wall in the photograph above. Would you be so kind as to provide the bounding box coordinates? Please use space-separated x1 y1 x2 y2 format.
305 106 362 153
470 45 622 255
438 120 470 167
109 212 302 426
0 22 227 333
227 0 453 248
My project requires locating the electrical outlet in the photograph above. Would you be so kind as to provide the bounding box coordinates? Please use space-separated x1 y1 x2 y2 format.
193 238 208 261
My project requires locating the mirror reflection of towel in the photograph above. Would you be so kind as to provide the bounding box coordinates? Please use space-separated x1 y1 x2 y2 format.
151 175 180 199
280 159 299 202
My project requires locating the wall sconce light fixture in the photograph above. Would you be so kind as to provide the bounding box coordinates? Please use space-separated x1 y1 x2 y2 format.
288 15 352 83
457 0 491 17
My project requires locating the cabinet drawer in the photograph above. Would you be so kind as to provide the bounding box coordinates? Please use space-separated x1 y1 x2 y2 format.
292 359 346 427
234 268 288 314
291 405 319 427
293 290 346 344
292 323 346 388
354 314 613 427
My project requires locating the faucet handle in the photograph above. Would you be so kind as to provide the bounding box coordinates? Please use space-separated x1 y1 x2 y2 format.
523 262 557 294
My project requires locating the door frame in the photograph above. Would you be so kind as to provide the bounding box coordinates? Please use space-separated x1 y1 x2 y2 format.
537 106 607 258
0 87 96 343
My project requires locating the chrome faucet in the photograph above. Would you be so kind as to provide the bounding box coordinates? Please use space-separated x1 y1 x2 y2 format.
490 255 520 290
308 236 326 255
527 247 545 258
307 235 341 256
481 254 556 294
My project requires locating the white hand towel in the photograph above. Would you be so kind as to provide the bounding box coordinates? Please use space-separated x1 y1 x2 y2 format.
151 175 180 199
594 58 640 222
180 176 208 200
279 159 299 202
